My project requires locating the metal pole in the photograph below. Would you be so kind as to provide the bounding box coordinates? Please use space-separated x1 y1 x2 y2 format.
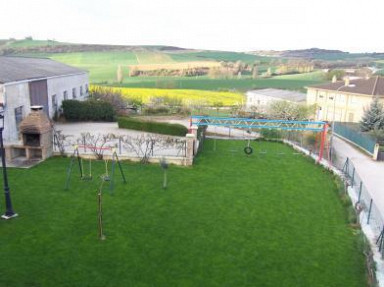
351 167 355 187
329 84 354 164
0 129 17 219
98 189 106 240
318 124 328 162
367 199 373 225
358 181 363 203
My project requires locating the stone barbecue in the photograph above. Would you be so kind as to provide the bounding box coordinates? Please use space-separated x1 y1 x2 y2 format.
6 106 53 162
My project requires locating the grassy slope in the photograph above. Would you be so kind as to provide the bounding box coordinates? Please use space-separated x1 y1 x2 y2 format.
135 51 175 64
171 51 270 65
115 75 324 92
4 40 326 90
0 140 365 287
1 39 63 47
50 52 138 83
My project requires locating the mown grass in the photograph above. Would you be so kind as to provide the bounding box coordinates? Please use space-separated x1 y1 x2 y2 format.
0 140 366 287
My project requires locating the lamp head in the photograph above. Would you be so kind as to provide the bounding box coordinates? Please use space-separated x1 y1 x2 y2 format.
0 104 4 129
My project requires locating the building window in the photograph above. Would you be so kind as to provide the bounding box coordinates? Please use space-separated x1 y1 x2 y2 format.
85 84 89 94
329 96 334 100
348 113 354 122
80 86 83 96
15 106 23 131
72 88 77 99
52 95 58 112
63 91 68 100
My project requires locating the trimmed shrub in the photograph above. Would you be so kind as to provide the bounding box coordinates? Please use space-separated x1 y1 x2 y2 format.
62 100 115 122
260 129 282 140
118 117 188 136
144 106 170 115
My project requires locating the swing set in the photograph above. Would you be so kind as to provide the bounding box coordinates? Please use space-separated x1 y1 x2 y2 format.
65 145 127 191
191 116 329 162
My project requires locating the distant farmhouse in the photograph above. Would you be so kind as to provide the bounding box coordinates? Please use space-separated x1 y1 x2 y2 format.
307 76 384 123
0 56 89 142
245 88 306 112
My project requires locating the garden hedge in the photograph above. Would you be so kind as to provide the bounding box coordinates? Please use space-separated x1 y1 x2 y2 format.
118 117 188 136
62 100 115 121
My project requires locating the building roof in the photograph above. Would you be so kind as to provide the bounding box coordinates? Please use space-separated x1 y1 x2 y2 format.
0 56 87 84
309 76 384 96
246 88 306 102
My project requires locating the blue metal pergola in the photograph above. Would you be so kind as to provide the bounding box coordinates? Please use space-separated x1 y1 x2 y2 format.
191 116 326 132
190 116 329 161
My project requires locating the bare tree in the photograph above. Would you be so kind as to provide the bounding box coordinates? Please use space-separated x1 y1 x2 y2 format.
78 133 116 159
52 127 71 156
121 134 186 163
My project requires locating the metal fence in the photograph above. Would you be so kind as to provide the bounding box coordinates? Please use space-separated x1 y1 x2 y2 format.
334 122 376 155
331 151 384 260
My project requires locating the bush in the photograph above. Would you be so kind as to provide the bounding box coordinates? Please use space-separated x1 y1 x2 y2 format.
144 106 170 115
62 100 116 122
118 117 188 136
260 129 282 140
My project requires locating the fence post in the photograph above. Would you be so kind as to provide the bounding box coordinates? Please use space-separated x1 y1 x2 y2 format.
367 199 373 224
376 226 384 252
358 181 363 203
342 158 349 174
351 167 355 187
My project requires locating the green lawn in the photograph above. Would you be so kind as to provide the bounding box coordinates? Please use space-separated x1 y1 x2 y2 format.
0 140 365 287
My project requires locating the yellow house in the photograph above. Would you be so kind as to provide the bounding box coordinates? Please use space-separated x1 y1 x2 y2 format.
306 76 384 123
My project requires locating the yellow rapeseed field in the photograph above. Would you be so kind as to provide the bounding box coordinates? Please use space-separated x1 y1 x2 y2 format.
92 86 244 106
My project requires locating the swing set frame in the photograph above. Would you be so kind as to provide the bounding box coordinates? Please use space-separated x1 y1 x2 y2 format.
64 145 127 192
191 116 328 162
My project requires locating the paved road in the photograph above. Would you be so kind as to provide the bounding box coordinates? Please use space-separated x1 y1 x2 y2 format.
333 136 384 211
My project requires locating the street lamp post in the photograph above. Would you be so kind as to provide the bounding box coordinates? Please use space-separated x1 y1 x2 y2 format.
329 83 355 163
0 106 17 220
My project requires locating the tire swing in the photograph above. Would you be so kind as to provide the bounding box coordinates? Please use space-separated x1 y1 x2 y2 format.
244 129 253 155
244 146 253 155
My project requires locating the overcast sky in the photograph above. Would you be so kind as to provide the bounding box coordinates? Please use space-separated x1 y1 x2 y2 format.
1 0 383 53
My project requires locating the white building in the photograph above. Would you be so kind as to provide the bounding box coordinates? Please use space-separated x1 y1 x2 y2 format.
245 88 306 112
0 56 89 142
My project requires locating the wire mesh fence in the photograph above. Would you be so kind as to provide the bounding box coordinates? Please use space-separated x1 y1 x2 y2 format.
334 122 376 155
329 148 384 260
342 158 384 236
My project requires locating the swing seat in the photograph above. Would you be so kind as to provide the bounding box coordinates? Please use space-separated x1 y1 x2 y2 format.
81 175 93 181
244 146 253 155
101 174 110 182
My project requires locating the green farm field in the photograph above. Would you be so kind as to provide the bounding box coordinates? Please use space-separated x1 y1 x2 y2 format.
0 140 366 287
9 43 326 91
114 73 325 92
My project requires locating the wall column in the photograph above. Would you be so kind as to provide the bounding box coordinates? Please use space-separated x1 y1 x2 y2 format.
373 143 380 161
185 134 195 166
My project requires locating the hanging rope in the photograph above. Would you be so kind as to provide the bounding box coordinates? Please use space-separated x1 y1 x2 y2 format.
81 158 92 181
